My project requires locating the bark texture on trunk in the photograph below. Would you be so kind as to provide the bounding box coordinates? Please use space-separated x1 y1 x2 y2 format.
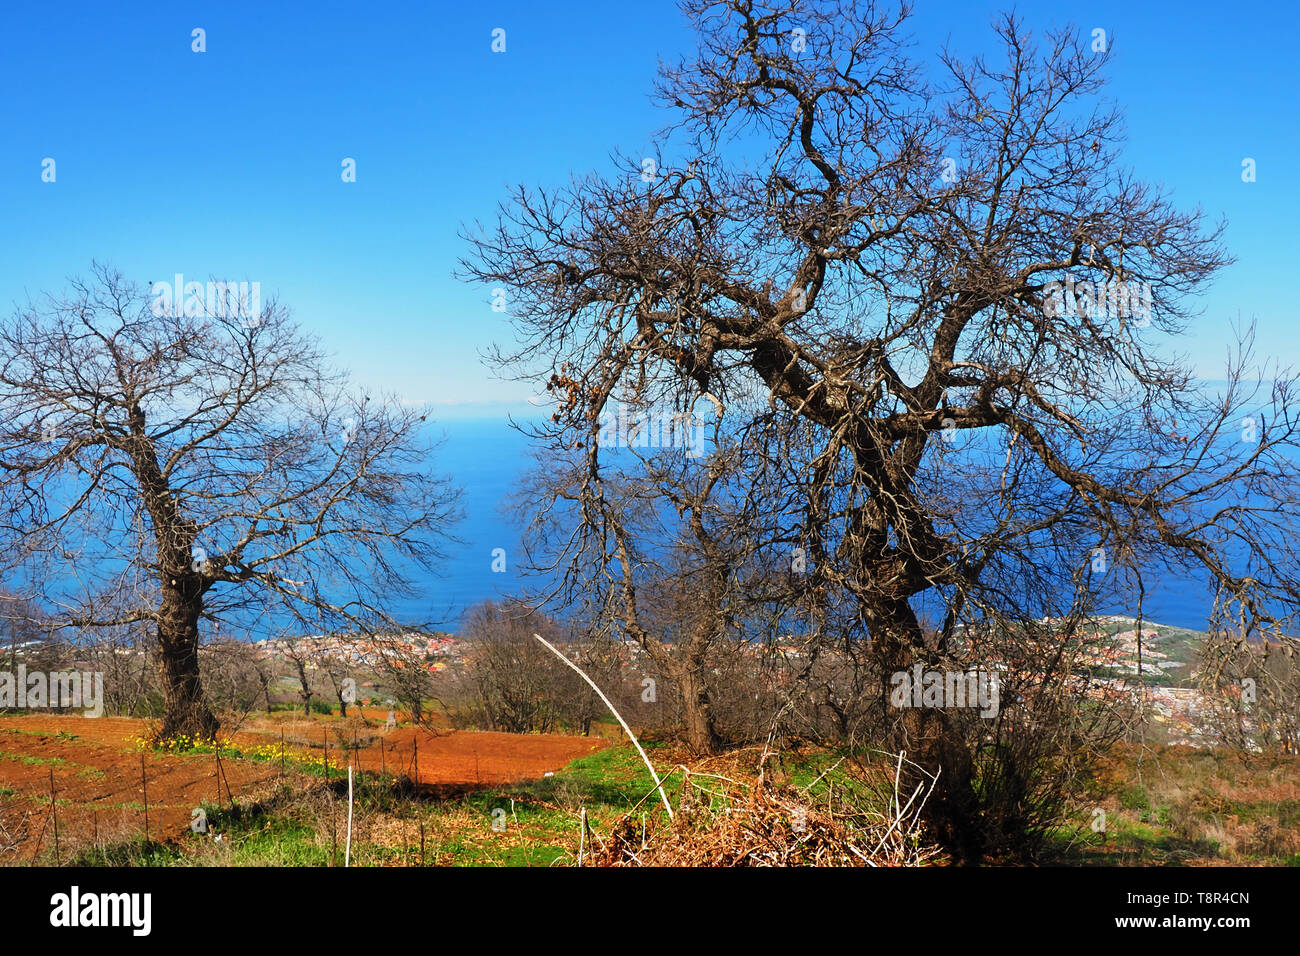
677 663 724 756
637 630 725 756
875 622 985 864
131 399 219 742
155 580 218 740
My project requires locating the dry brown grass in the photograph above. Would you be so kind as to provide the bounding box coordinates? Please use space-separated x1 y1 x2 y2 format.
1071 743 1300 864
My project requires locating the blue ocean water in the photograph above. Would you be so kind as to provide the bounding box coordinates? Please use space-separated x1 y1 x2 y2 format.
402 416 1215 634
390 417 537 631
0 414 1225 642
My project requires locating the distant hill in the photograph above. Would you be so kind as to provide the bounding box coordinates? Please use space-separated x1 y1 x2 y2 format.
1084 615 1206 687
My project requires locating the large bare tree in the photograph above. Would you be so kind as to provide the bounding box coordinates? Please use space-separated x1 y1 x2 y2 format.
465 0 1300 858
0 264 459 740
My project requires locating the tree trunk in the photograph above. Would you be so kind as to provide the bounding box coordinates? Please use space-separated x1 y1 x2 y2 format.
898 699 983 863
155 583 219 741
293 660 312 716
875 626 985 864
677 664 723 756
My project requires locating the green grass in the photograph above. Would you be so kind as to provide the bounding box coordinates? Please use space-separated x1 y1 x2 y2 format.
195 816 331 866
0 752 67 767
67 840 184 867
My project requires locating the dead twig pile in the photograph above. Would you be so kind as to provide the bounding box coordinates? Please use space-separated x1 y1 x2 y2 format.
582 752 943 867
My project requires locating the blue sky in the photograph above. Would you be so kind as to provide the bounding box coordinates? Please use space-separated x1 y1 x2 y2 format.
2 0 1295 415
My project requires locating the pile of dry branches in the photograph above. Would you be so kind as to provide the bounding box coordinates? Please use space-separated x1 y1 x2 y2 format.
579 754 943 867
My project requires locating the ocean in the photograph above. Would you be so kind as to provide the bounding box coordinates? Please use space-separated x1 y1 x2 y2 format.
399 416 1216 634
388 417 537 631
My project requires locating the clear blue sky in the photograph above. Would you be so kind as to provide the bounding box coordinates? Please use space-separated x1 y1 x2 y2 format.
2 1 1295 415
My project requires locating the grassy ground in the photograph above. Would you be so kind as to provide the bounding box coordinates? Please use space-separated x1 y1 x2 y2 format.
54 741 680 867
1047 744 1300 866
26 738 1300 867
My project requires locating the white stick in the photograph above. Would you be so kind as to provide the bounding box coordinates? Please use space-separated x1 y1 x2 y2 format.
533 633 673 819
345 765 354 867
578 806 587 866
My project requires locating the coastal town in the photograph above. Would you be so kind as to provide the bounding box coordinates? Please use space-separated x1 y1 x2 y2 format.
246 614 1221 745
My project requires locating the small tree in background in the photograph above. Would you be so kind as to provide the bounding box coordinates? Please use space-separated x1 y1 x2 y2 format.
1198 627 1300 756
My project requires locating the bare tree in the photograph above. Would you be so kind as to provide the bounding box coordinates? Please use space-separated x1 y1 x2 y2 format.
1198 625 1300 756
317 645 356 718
250 644 276 715
559 630 634 737
0 265 460 740
460 601 571 734
0 591 54 674
371 635 439 726
76 621 161 718
200 637 270 730
512 438 769 752
464 0 1300 859
276 636 318 718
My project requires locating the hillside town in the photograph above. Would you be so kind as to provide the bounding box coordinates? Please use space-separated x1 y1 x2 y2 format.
257 632 466 672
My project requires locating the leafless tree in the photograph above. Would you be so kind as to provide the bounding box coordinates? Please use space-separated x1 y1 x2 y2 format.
317 645 356 718
511 436 776 752
1198 623 1300 756
278 635 319 718
0 264 460 740
0 591 55 673
250 644 275 715
371 636 439 726
463 0 1300 859
459 601 573 734
200 637 270 730
557 628 639 737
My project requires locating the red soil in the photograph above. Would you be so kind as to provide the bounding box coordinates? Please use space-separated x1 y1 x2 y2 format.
0 713 606 860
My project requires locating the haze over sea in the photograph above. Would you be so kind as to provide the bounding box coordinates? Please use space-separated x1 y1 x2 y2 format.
397 412 1216 636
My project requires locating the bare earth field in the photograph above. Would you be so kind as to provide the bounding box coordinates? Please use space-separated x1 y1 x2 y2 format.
0 713 607 860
